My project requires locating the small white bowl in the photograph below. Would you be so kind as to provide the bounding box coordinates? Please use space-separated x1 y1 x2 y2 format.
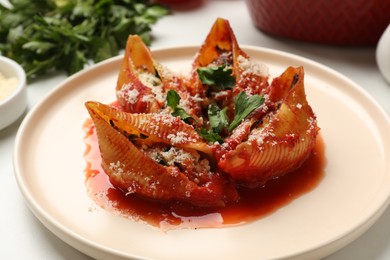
0 56 27 130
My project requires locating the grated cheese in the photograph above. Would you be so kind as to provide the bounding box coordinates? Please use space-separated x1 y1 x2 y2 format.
167 131 197 144
109 161 125 179
116 83 139 105
237 55 269 77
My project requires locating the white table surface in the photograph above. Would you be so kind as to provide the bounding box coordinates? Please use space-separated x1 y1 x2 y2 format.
1 1 390 259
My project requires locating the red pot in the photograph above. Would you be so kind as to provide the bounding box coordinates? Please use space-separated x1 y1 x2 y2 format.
245 0 390 46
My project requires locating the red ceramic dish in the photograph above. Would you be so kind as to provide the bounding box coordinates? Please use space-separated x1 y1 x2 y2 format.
245 0 390 46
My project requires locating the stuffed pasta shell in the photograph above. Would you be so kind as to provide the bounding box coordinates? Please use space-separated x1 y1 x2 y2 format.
85 17 320 208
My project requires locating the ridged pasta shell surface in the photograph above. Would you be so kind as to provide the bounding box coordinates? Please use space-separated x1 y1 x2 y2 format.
86 101 238 207
218 66 319 187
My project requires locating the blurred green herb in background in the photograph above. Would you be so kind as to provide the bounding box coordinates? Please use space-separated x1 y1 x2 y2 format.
0 0 169 79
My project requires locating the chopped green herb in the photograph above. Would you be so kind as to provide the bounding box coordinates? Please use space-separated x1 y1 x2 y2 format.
197 128 224 144
166 90 193 122
208 104 229 134
228 91 264 131
197 65 235 90
0 0 169 79
166 89 180 109
198 104 229 143
198 92 264 143
172 108 193 122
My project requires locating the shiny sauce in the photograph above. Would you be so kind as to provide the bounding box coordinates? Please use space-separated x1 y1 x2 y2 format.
83 120 325 231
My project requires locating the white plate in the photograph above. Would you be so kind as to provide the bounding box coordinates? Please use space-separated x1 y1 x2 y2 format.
13 46 390 260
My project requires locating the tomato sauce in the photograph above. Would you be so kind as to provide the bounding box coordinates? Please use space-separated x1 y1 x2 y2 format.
83 120 325 231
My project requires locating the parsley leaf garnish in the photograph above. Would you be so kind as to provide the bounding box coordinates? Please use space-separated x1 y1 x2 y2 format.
228 92 264 131
198 92 264 143
0 0 169 79
197 128 224 143
197 104 229 143
166 89 181 109
166 90 193 122
197 65 235 90
208 104 229 134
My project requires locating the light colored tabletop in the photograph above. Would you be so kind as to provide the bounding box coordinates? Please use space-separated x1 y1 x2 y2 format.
1 1 390 259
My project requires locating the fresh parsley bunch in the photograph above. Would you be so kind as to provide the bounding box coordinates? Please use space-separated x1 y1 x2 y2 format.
0 0 168 79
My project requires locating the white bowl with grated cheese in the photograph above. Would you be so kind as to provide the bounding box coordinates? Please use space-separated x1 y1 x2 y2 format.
0 56 27 130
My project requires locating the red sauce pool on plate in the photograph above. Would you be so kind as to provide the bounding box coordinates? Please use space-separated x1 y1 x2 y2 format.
83 120 325 231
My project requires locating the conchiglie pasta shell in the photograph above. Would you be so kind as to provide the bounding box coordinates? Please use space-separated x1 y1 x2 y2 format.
218 67 319 187
85 101 231 207
85 102 213 155
194 17 238 67
116 35 161 113
189 17 268 107
122 35 155 73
